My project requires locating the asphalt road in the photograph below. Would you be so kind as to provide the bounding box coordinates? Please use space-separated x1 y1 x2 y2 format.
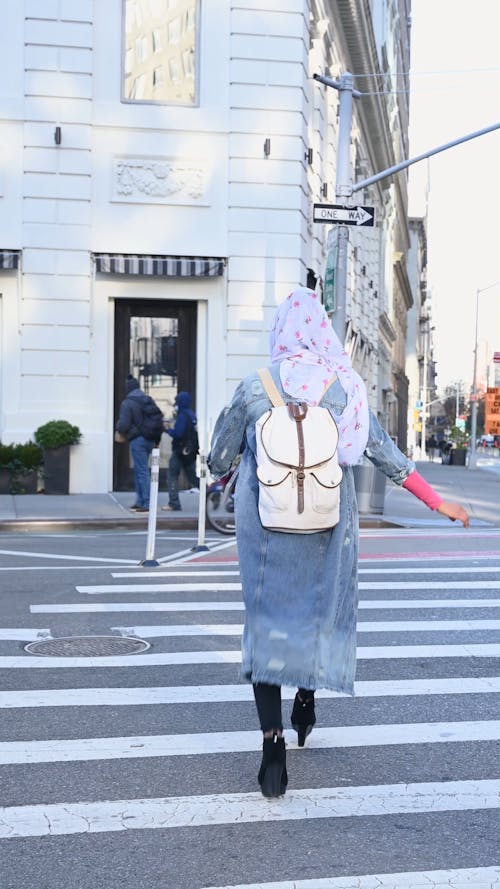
0 527 499 889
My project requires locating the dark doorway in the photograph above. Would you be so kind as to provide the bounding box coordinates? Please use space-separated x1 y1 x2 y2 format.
113 298 197 491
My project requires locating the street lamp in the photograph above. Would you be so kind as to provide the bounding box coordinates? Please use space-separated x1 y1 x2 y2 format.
469 280 500 468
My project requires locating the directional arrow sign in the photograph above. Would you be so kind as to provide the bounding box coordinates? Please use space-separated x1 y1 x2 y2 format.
313 203 375 226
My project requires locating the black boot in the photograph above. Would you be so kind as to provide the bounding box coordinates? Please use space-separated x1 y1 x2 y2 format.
291 691 316 747
257 732 288 798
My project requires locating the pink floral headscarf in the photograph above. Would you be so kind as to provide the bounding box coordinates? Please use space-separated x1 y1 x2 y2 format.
269 286 369 465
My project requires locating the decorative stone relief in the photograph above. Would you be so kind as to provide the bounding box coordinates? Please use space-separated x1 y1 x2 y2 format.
112 157 209 205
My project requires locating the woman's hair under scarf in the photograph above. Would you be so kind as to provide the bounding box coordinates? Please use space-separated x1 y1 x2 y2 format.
269 286 369 465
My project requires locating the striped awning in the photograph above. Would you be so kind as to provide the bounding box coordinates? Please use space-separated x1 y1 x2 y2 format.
93 253 225 277
0 250 20 270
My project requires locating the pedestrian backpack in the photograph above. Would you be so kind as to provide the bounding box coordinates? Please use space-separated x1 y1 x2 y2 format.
139 396 164 443
255 368 342 533
178 415 199 460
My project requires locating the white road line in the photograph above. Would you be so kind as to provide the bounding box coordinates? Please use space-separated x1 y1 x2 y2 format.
31 602 246 613
0 629 51 641
1 643 499 669
2 676 499 709
1 779 498 839
358 565 500 574
75 580 500 594
2 720 499 765
0 676 500 709
112 619 500 637
76 582 243 593
359 552 500 562
111 570 241 578
200 865 500 889
111 565 500 578
160 538 237 565
362 581 500 589
0 549 137 564
359 598 500 609
30 598 500 614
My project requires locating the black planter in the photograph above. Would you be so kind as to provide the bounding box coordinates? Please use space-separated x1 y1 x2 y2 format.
0 469 11 494
450 448 467 466
43 445 70 494
11 470 38 494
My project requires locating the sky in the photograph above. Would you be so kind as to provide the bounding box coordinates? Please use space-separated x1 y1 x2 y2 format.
408 0 500 394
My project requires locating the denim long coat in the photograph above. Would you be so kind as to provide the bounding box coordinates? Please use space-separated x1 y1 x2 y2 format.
210 364 414 693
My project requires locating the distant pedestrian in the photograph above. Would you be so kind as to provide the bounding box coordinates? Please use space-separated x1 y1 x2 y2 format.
115 375 164 512
162 391 199 511
426 434 438 462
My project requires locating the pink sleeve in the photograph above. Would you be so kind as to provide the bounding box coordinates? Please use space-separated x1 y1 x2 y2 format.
402 470 443 510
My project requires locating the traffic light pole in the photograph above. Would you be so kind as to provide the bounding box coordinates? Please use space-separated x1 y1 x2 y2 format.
313 70 500 348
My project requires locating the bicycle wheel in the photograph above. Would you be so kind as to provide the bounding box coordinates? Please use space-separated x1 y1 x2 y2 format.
206 491 236 535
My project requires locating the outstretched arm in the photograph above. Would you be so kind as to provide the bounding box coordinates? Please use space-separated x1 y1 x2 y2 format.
402 471 469 527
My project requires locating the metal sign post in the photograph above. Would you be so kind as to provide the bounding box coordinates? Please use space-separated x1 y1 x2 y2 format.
140 447 160 567
192 453 209 552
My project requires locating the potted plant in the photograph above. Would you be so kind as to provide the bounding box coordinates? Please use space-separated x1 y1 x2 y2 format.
0 443 17 494
0 441 43 493
13 441 43 493
34 420 82 495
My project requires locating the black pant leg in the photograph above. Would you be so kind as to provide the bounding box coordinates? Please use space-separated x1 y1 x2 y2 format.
252 683 282 732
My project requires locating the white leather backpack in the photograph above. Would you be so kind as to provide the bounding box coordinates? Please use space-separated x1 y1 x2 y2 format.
255 368 343 533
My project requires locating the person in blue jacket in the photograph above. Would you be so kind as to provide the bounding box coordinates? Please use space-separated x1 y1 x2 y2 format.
162 391 199 511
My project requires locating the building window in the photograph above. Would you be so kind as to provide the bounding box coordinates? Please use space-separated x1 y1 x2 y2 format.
123 0 199 105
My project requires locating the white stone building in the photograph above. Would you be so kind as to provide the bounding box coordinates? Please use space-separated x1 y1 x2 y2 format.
0 0 413 493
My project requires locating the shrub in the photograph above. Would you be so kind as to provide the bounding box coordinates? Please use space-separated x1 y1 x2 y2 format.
15 441 43 471
34 420 82 449
0 442 18 471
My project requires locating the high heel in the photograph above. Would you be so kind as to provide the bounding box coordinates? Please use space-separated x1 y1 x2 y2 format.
291 692 316 747
258 732 287 798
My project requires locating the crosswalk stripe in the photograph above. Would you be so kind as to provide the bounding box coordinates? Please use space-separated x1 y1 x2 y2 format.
76 582 243 593
2 676 498 708
1 720 499 765
1 779 498 839
2 643 499 669
112 619 500 637
0 549 137 564
0 628 51 641
30 598 500 613
200 865 500 889
75 580 500 593
111 570 241 578
111 566 500 578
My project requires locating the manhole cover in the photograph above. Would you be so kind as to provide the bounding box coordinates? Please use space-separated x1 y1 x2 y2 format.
24 636 150 657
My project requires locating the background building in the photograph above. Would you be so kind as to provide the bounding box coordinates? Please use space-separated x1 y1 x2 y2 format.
0 0 414 493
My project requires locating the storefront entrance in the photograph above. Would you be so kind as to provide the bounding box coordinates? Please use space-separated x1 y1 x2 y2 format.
113 299 197 491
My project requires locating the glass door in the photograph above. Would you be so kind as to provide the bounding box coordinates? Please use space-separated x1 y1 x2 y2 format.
113 299 197 490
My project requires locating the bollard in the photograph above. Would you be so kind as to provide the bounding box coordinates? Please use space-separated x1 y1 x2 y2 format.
192 452 209 552
139 446 160 567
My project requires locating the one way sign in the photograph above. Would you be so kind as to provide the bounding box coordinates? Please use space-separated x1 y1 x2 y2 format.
313 203 375 226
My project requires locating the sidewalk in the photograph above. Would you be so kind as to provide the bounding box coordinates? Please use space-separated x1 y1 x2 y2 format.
0 460 498 531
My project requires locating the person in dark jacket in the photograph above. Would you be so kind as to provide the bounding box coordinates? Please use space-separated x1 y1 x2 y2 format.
162 391 199 511
116 375 156 512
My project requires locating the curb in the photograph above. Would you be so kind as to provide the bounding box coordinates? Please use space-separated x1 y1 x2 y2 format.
0 516 400 532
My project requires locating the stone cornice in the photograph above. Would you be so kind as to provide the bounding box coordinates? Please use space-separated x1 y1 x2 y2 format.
379 310 396 345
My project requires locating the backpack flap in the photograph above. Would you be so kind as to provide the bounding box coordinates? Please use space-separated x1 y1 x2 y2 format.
258 405 338 468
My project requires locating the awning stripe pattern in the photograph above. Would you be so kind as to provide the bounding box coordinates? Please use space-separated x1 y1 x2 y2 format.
0 251 20 270
93 254 225 277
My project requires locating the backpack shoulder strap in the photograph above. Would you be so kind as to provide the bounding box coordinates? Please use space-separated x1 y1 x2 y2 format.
258 368 285 407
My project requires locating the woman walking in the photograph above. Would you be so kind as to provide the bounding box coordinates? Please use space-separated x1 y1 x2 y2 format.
209 287 469 799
